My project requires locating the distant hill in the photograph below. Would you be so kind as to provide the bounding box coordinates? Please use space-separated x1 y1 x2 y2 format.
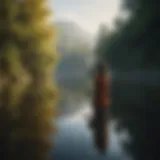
54 21 93 112
55 21 93 56
55 20 94 80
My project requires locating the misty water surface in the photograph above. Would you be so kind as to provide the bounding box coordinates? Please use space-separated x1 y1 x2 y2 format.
51 101 131 160
51 70 159 160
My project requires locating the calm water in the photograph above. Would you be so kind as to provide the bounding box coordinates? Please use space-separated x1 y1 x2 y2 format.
51 101 131 160
51 70 160 160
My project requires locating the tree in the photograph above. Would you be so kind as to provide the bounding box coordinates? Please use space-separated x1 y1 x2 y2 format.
0 1 57 160
0 1 29 159
94 23 108 63
113 17 126 30
102 0 160 160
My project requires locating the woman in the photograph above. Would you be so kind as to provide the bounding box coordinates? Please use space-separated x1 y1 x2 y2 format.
90 62 111 153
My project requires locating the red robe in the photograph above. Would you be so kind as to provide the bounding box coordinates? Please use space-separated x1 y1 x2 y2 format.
93 73 110 108
93 72 111 152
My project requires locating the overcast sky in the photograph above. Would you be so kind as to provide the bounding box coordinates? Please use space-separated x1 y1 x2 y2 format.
49 0 122 34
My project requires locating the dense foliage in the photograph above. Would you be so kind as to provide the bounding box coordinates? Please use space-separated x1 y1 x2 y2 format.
94 0 160 159
0 1 57 160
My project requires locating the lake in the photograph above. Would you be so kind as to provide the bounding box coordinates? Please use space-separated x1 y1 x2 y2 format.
52 70 160 160
50 101 131 160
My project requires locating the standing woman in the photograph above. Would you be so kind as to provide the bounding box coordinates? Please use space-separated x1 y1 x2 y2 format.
91 62 111 153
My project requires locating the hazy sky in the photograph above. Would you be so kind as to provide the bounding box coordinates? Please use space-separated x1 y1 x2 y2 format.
49 0 122 34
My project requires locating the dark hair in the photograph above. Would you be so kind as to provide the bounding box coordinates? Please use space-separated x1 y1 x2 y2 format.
97 62 106 73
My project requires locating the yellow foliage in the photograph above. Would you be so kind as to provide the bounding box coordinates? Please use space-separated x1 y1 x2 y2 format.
0 0 57 160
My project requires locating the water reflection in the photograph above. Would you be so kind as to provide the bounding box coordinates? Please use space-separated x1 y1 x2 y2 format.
51 101 131 160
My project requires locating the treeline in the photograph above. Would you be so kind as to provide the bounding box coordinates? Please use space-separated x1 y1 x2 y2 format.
94 0 160 160
95 0 160 71
0 1 57 160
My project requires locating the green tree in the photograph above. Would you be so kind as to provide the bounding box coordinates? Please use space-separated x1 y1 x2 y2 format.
0 1 30 159
94 23 108 63
102 0 160 160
